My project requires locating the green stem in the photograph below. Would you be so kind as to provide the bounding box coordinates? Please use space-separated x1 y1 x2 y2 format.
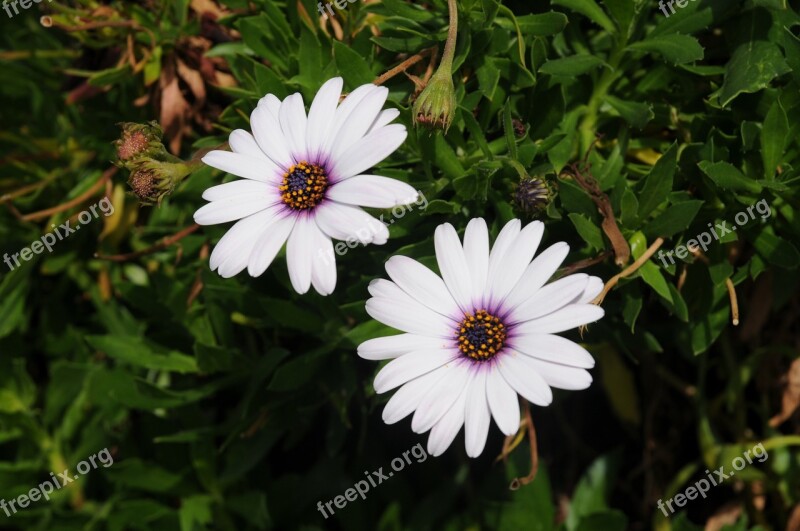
578 44 626 153
441 0 459 73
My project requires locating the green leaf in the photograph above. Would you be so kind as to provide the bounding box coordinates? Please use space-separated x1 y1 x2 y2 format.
761 98 788 179
86 336 199 373
603 0 635 36
644 200 704 239
333 40 374 86
638 143 678 218
568 213 605 250
502 103 517 160
552 0 616 34
576 511 627 531
631 232 673 303
751 228 800 268
620 187 639 228
510 12 569 36
605 95 653 128
718 41 791 107
697 161 762 193
381 0 434 21
477 58 501 99
460 107 492 158
539 55 605 76
628 34 704 65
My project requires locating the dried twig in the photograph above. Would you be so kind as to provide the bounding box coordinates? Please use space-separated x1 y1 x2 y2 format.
509 400 539 490
96 223 201 262
688 246 740 326
561 139 630 266
592 237 665 306
373 47 436 86
20 168 116 222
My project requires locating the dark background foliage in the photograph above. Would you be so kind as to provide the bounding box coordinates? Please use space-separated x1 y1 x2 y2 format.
1 0 799 529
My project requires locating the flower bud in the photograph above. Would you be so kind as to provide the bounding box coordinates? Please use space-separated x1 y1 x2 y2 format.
127 158 194 205
115 121 167 165
513 175 553 216
412 68 457 133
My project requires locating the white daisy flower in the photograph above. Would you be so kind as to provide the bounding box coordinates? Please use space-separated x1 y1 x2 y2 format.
194 77 418 295
358 218 605 457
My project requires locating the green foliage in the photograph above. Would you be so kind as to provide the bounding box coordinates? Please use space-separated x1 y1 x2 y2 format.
1 0 799 529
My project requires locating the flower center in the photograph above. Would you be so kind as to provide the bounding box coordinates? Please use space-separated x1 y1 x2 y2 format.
457 310 507 361
279 162 328 210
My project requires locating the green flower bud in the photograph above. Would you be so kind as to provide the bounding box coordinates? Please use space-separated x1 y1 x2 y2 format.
412 68 457 133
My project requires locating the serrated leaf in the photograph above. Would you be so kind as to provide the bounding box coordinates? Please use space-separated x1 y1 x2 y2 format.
718 41 791 106
628 34 704 65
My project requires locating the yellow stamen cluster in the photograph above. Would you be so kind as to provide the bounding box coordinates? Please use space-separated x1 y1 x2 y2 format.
279 162 328 210
457 310 507 361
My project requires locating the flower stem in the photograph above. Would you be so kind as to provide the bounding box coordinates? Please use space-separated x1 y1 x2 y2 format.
440 0 459 73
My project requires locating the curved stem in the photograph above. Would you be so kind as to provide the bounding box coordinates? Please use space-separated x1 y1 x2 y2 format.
440 0 459 73
95 223 200 262
21 167 116 222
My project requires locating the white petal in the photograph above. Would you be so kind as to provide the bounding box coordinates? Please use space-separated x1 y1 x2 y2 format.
327 175 418 208
369 108 400 132
502 242 570 311
511 334 595 369
285 217 316 294
486 368 520 436
279 93 308 160
365 295 456 338
464 369 491 458
513 304 605 334
201 151 282 183
496 351 553 406
382 368 448 424
435 223 473 313
412 361 471 433
247 214 295 277
209 208 279 274
306 77 343 161
310 227 337 296
486 220 520 291
331 124 407 180
373 348 461 394
321 84 377 155
487 221 544 306
577 276 604 304
257 94 281 118
427 376 470 457
229 129 271 162
510 274 589 324
358 333 451 361
463 218 489 306
201 179 274 201
194 196 273 226
331 87 389 159
385 255 460 318
315 201 389 244
367 278 399 298
524 357 593 391
250 104 293 170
